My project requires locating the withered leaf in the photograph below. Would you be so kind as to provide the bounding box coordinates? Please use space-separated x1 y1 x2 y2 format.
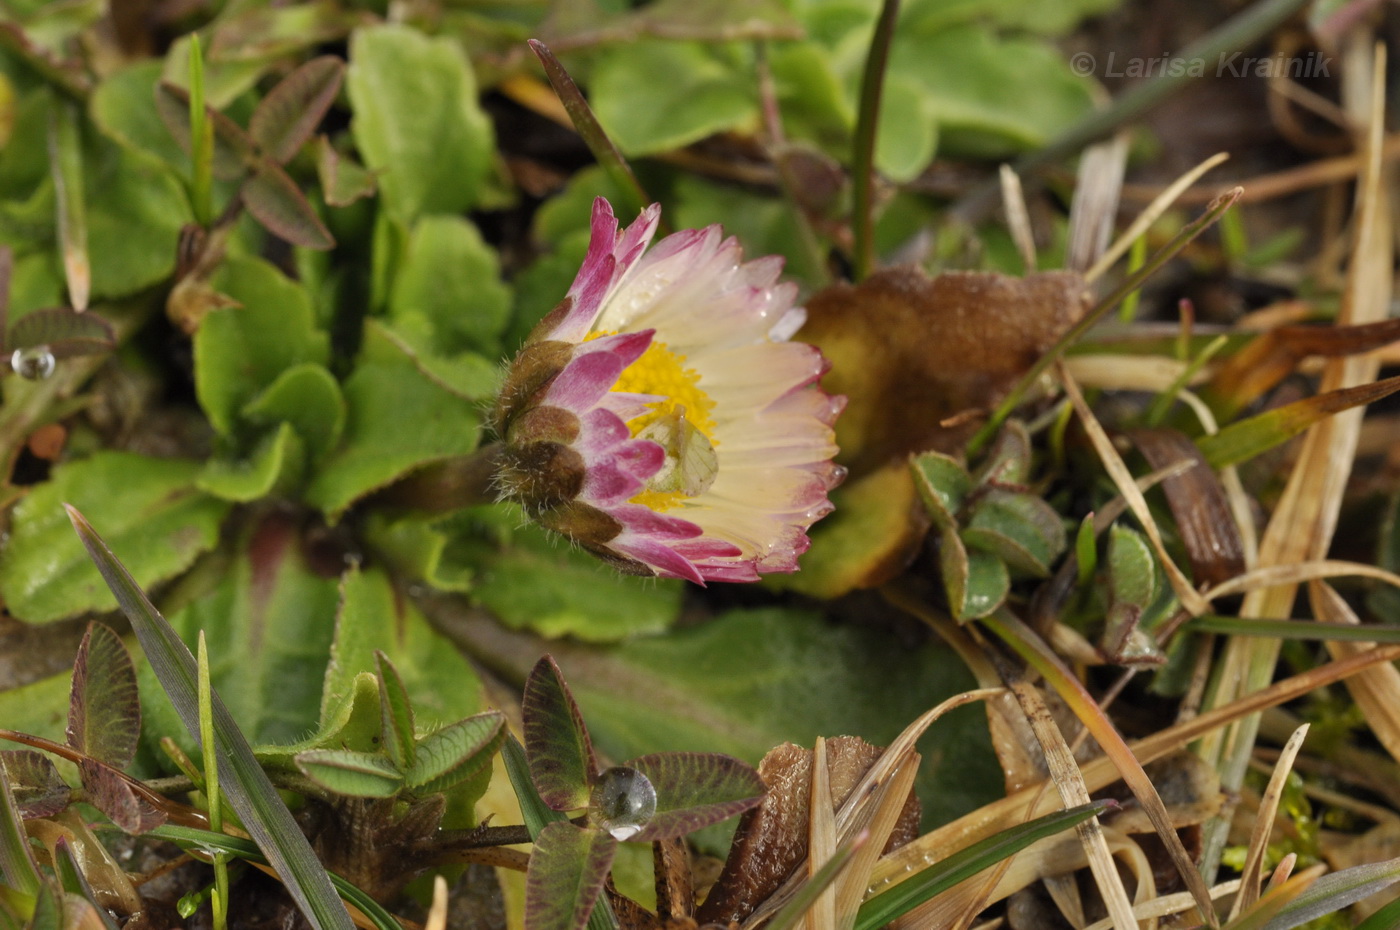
800 267 1087 477
1204 316 1400 422
1128 428 1244 589
695 736 919 926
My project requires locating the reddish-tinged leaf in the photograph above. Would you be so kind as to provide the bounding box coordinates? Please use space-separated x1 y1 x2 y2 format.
8 307 115 360
627 752 764 842
154 81 253 180
1129 428 1244 588
526 822 616 930
0 750 70 819
315 136 377 207
523 656 596 812
67 623 140 768
78 760 165 834
250 57 345 165
243 160 334 250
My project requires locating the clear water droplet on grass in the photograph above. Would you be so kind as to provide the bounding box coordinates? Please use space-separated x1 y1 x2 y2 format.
11 346 55 380
590 765 657 840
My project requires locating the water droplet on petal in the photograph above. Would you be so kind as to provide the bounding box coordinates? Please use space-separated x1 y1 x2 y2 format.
590 765 657 840
11 346 55 381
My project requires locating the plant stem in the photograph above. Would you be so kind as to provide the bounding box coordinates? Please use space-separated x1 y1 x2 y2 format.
850 0 900 281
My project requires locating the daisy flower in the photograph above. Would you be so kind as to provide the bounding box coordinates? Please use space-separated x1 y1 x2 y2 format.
492 198 844 583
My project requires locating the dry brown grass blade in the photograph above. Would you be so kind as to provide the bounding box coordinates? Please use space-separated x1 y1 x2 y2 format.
1201 559 1400 600
1084 151 1229 284
1001 672 1138 930
1228 724 1309 919
837 761 918 928
1197 52 1391 871
869 644 1400 891
1057 361 1211 616
744 689 1006 929
1082 881 1243 930
1066 134 1129 275
425 875 449 930
805 738 837 930
985 611 1217 926
1310 581 1400 765
999 165 1037 273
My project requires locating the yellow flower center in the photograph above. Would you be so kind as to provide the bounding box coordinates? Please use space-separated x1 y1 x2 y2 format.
594 334 719 511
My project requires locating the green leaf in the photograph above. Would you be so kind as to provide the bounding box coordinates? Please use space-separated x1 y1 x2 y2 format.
361 513 474 595
194 255 329 436
89 61 190 170
889 23 1094 158
295 749 404 799
939 525 1008 622
197 422 303 502
853 801 1115 930
304 323 482 519
346 24 493 221
771 462 926 600
249 57 344 166
1099 524 1162 664
468 512 682 642
150 514 339 752
85 144 190 299
66 622 139 767
374 652 415 771
314 137 377 208
591 40 755 156
972 420 1034 486
316 566 486 747
627 753 764 841
526 822 617 930
241 363 346 464
388 214 511 358
911 452 972 528
0 452 229 623
962 489 1065 577
872 72 936 183
67 507 356 930
402 712 506 795
523 655 598 812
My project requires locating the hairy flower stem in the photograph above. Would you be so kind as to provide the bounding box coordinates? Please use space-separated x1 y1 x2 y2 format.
372 442 506 514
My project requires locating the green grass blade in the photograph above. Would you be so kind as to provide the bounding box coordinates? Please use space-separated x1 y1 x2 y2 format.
502 734 568 842
854 801 1114 930
1187 615 1400 643
67 506 354 930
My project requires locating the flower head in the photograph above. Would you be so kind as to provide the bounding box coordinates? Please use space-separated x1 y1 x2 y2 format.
493 198 844 583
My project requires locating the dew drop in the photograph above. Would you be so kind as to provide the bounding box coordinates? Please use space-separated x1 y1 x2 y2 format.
590 765 657 841
11 346 55 380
